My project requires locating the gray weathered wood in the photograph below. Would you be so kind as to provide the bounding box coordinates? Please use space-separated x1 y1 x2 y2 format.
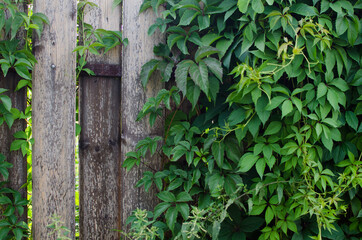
79 1 122 239
0 72 27 222
121 0 164 230
32 0 76 239
79 77 121 240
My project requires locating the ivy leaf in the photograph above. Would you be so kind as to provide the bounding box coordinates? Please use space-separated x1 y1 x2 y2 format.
345 111 358 131
317 82 327 99
265 206 274 224
198 15 210 30
186 82 201 109
179 9 199 26
255 34 265 52
281 100 293 118
212 142 224 168
228 108 246 126
140 59 159 88
175 60 193 96
189 61 209 96
177 203 189 220
264 121 282 136
256 95 271 125
325 49 335 74
157 191 176 202
335 16 348 36
14 66 31 80
252 0 264 13
195 46 220 63
237 0 251 13
176 192 192 202
153 202 171 219
238 153 259 172
203 58 223 81
165 206 178 232
208 173 224 192
327 88 339 110
290 3 318 16
347 17 359 45
255 159 266 178
11 14 24 40
0 95 11 111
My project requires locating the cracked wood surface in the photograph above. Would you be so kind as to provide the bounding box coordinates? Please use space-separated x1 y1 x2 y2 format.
32 0 77 239
121 0 165 230
79 0 122 239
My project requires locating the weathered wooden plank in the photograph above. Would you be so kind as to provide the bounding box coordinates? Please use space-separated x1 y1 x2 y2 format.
79 77 121 240
32 0 76 239
79 0 122 239
121 0 164 229
0 72 27 222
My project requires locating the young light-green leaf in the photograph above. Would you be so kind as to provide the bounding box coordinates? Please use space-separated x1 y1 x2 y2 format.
237 0 251 13
281 99 293 118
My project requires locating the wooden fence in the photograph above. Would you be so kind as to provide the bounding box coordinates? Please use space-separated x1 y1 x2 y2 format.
0 0 163 239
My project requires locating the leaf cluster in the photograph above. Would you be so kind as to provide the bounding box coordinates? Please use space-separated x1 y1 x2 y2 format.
125 0 361 239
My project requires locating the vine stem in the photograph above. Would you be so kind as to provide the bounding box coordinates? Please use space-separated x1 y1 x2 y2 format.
165 96 186 142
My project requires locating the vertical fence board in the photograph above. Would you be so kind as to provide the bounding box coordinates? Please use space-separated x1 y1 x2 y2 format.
32 0 76 238
79 78 121 240
121 0 164 229
79 1 122 239
0 73 27 222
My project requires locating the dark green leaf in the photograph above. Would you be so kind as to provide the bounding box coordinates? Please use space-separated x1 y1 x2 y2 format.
0 95 11 111
140 59 159 88
240 217 264 232
290 3 318 16
345 111 358 131
175 60 193 96
264 121 282 136
157 191 176 202
212 142 224 168
154 202 171 219
195 46 220 63
189 62 209 96
238 153 259 172
165 206 178 231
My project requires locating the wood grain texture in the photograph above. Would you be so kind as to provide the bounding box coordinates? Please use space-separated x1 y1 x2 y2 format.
32 0 76 239
0 72 27 222
79 77 121 240
121 0 164 230
79 1 122 239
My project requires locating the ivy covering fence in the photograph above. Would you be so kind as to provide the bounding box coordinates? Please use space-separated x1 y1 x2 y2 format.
0 0 361 239
123 0 362 239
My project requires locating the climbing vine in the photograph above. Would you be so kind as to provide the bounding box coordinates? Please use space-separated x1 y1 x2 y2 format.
123 0 361 239
0 0 126 239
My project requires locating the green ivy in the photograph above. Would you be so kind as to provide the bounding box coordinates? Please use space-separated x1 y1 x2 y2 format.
125 0 362 239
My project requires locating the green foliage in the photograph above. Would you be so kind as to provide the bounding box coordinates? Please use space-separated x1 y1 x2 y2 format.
75 0 128 78
47 214 72 240
125 0 362 239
